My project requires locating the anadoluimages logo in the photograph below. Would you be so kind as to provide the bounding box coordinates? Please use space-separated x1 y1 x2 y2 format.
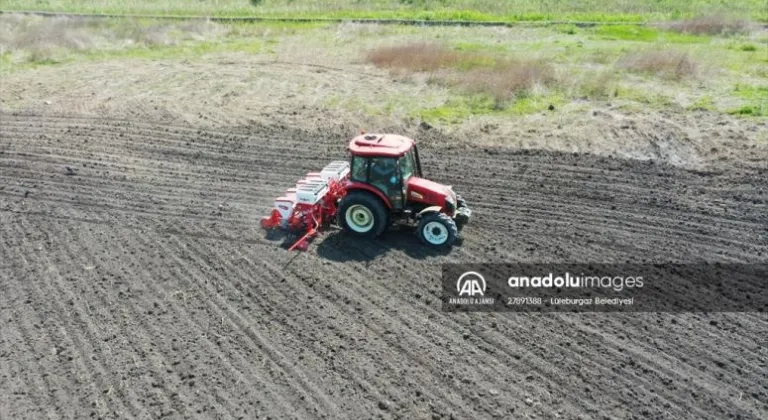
457 271 486 296
451 272 494 305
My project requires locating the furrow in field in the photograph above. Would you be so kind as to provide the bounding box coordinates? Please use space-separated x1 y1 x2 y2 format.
119 234 301 419
189 224 495 419
3 113 766 420
7 218 141 419
0 219 57 420
43 219 238 419
156 232 343 418
127 229 323 419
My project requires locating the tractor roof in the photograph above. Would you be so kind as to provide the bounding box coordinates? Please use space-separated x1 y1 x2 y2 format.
348 134 414 158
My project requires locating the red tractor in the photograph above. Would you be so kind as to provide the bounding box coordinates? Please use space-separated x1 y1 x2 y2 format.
260 133 471 251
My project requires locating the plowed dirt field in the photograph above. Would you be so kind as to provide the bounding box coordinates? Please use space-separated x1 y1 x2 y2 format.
1 113 766 420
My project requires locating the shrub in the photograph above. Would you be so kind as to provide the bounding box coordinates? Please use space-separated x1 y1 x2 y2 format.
366 42 555 108
366 42 478 71
660 16 751 36
456 59 555 107
616 49 698 80
577 70 618 99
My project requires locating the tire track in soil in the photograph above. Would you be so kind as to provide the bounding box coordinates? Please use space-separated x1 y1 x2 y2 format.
4 221 92 420
308 247 762 418
189 222 480 417
1 116 341 170
265 247 526 417
1 113 767 419
231 240 498 418
27 208 275 419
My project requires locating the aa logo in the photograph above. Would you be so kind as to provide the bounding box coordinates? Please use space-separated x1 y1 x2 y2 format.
457 271 486 297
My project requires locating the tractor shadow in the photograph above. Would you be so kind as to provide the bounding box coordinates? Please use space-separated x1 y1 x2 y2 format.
315 224 461 262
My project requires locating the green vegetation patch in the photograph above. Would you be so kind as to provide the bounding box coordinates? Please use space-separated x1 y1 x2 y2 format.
592 25 708 43
729 84 768 116
416 92 563 123
615 86 676 107
452 41 508 53
9 38 264 70
733 84 768 101
687 95 716 111
416 95 497 123
3 0 767 22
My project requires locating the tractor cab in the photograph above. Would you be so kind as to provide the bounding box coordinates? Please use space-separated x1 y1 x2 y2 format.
339 133 471 247
347 134 423 210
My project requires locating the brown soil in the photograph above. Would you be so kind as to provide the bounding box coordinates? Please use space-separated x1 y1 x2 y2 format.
2 55 766 171
1 112 766 419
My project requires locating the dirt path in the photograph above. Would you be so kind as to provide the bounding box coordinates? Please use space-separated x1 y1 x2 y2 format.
1 113 766 419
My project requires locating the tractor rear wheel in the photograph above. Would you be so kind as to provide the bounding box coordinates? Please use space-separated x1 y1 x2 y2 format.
338 191 388 238
417 213 458 248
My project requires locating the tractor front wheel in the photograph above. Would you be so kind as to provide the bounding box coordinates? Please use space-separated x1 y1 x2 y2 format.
417 213 458 248
338 191 388 238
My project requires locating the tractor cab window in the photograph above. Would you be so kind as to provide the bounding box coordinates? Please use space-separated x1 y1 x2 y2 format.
349 155 405 208
369 157 404 208
350 155 368 182
369 158 398 192
399 151 416 181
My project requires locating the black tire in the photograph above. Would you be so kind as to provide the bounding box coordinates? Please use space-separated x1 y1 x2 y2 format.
417 212 458 248
337 191 389 238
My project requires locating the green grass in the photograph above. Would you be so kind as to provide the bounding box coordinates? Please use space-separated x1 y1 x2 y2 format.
729 105 766 116
0 52 13 65
551 24 578 35
3 0 766 22
0 14 315 69
452 41 508 53
594 25 660 41
3 6 765 122
687 95 716 111
505 93 565 114
10 38 264 70
592 25 709 43
614 86 676 107
225 20 330 33
416 95 496 123
415 92 564 123
729 84 768 116
733 84 768 102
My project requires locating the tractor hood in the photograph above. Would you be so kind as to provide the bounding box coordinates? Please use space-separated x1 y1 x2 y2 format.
406 177 457 208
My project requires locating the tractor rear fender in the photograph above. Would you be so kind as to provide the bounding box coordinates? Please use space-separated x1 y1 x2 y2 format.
417 206 443 218
344 182 393 209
